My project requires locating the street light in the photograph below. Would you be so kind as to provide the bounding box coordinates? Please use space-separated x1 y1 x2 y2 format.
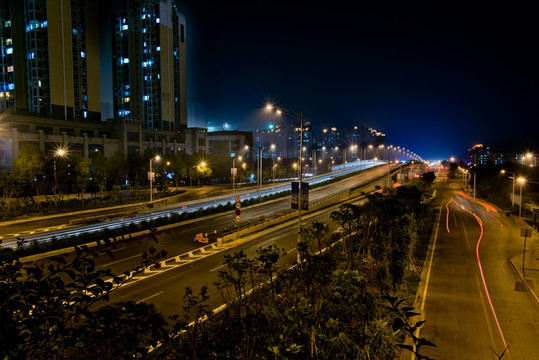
501 170 516 207
232 155 242 190
518 177 526 219
149 155 160 204
266 104 305 263
53 147 67 200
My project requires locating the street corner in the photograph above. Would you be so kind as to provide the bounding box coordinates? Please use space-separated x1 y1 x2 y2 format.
510 247 539 304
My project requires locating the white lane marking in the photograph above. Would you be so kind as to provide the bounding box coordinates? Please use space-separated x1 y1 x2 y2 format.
287 248 296 254
262 242 276 248
210 264 226 272
136 291 164 303
101 253 140 267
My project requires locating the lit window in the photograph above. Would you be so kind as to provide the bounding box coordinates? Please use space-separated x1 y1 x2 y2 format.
5 47 12 54
73 28 78 35
7 66 13 72
125 97 130 102
83 111 87 118
28 52 35 59
125 84 130 89
124 91 129 96
156 46 160 51
6 38 12 45
8 83 14 90
80 51 86 58
123 58 129 64
5 20 11 27
122 24 128 30
144 95 149 101
156 18 160 23
157 74 160 79
38 80 41 87
41 21 47 27
122 18 126 24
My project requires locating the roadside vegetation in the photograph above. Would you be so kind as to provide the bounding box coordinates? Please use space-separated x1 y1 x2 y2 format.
0 171 437 360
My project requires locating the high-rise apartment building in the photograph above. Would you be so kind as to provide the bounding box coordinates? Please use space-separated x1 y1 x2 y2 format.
112 0 187 132
0 0 101 121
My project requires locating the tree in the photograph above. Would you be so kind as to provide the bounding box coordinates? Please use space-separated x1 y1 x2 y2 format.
12 144 46 201
73 155 92 201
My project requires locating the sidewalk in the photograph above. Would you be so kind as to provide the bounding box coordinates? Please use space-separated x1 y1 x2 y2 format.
510 227 539 304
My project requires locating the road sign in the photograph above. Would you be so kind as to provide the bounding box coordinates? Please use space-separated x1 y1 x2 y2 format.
235 209 241 216
236 202 241 209
235 195 241 203
521 228 532 237
235 215 241 223
147 203 154 208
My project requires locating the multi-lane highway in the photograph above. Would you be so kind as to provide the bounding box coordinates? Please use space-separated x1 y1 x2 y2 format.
1 160 386 248
416 172 539 359
23 163 394 315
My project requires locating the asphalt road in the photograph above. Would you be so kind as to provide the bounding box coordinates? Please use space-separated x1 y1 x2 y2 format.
26 165 390 315
419 173 539 359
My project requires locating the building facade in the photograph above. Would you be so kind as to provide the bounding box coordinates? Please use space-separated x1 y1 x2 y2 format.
0 0 101 121
112 0 187 133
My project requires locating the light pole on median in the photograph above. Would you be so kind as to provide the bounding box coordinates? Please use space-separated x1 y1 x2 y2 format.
266 104 305 263
149 155 161 204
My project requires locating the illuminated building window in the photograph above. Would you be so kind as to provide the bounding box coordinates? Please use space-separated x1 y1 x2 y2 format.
156 18 160 23
80 51 86 58
5 47 12 54
7 66 13 72
156 46 160 51
122 25 128 30
73 28 78 35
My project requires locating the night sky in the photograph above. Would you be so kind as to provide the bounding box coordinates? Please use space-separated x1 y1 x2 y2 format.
176 1 538 160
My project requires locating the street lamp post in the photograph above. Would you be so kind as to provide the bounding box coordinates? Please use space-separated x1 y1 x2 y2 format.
266 104 304 263
232 156 242 190
501 170 516 207
53 147 67 201
518 177 526 219
149 155 160 204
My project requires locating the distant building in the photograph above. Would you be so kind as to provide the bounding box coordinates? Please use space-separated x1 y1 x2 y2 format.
187 102 206 128
467 144 534 166
255 120 312 160
207 130 253 160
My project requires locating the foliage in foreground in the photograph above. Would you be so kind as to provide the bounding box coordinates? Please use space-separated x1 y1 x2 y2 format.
0 185 436 359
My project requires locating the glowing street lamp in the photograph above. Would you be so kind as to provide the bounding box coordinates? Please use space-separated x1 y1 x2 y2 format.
518 177 526 219
501 170 516 207
149 155 161 204
53 147 67 198
266 103 305 263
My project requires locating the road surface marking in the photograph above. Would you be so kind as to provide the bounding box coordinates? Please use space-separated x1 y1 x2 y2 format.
262 242 276 248
210 264 226 272
137 291 164 303
287 248 296 255
101 253 140 267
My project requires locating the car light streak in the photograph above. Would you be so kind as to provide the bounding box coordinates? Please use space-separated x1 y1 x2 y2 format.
445 198 454 233
458 191 497 213
463 207 510 355
2 161 386 248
